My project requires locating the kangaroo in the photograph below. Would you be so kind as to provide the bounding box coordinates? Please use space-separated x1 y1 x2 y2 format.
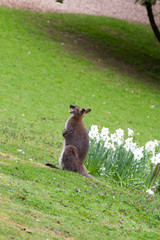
46 105 91 178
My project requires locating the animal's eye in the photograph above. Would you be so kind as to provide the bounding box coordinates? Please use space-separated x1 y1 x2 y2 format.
81 109 85 114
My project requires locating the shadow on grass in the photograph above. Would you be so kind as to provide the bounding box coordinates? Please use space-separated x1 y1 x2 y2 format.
44 14 160 85
6 6 159 86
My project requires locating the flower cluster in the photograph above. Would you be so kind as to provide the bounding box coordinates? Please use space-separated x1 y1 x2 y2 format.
87 125 160 191
89 125 160 163
150 153 160 165
146 189 154 195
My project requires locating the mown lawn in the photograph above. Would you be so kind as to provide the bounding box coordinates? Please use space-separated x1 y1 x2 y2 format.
0 6 160 240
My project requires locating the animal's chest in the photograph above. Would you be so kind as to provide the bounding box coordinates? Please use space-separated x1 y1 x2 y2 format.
65 124 89 147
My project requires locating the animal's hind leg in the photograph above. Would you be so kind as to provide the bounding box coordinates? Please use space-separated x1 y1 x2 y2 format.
79 165 92 178
61 145 79 172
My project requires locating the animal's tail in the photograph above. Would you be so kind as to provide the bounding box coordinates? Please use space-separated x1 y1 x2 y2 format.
45 163 61 169
45 163 107 185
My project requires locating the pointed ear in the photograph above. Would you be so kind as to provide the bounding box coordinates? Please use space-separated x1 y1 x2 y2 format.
70 105 75 109
85 109 91 114
81 108 85 114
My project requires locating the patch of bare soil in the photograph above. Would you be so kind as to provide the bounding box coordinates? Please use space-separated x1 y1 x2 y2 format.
0 0 160 24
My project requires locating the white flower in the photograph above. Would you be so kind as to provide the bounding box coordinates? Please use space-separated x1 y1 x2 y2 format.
125 137 133 144
116 138 124 146
146 189 154 195
100 166 106 171
89 125 99 140
111 144 116 151
113 128 124 146
104 141 115 150
115 128 124 138
154 139 159 147
95 134 100 143
104 141 112 149
145 141 157 153
130 143 138 153
151 156 156 164
123 143 130 152
133 147 144 161
123 137 136 152
151 153 160 164
110 133 117 143
100 127 109 141
90 125 98 132
139 146 144 152
128 128 134 137
155 153 160 164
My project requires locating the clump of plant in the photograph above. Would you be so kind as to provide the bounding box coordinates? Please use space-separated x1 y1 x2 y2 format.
85 125 160 193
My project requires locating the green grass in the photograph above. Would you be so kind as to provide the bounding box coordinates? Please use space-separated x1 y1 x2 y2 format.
0 6 160 239
1 155 160 240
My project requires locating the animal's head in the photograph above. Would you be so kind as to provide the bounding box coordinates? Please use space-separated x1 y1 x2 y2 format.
70 105 91 118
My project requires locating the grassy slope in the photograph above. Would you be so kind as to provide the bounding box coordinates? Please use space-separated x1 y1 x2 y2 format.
0 7 160 240
1 155 160 240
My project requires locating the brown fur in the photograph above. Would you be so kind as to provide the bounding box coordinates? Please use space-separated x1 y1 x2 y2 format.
45 105 92 178
59 105 91 178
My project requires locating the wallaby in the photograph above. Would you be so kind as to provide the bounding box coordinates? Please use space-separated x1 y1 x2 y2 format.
46 105 92 178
